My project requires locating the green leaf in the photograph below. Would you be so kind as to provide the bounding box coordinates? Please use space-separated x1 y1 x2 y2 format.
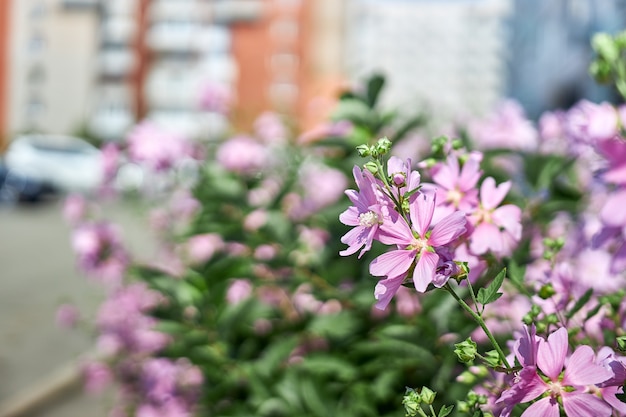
366 74 385 108
154 320 188 335
476 268 506 306
439 404 454 417
308 311 360 340
299 355 358 382
565 288 594 319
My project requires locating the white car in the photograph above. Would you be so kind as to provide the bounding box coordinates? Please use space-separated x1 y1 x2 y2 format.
4 135 104 193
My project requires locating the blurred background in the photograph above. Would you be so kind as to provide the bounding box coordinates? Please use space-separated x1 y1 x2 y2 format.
1 0 626 416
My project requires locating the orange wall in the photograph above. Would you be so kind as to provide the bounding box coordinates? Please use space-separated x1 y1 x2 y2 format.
0 0 11 150
231 9 273 129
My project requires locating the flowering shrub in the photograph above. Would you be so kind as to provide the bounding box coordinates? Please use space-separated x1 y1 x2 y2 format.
62 32 626 417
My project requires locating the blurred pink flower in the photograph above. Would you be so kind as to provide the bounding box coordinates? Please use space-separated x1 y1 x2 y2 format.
216 135 268 175
226 279 253 305
71 221 129 287
254 244 278 261
468 100 538 151
82 361 113 395
566 100 619 143
184 233 224 264
297 120 353 144
243 209 268 231
254 111 287 145
198 81 232 114
430 153 481 220
56 304 80 329
63 194 88 225
127 121 195 172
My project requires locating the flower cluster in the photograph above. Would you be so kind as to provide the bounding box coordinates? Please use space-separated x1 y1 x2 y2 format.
340 143 522 310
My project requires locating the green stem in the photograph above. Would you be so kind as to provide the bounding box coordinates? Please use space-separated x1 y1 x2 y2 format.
444 284 511 370
465 276 482 315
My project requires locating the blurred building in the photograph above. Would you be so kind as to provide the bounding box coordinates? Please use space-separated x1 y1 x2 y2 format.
0 0 99 148
506 0 626 118
231 0 346 130
344 0 513 123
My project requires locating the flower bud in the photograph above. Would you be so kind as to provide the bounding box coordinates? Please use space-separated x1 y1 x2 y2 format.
538 284 556 299
419 386 436 405
402 387 422 416
356 144 371 157
375 137 392 155
454 338 478 363
364 161 378 174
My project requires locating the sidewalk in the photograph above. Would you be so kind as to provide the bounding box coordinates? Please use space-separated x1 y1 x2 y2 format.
0 199 153 416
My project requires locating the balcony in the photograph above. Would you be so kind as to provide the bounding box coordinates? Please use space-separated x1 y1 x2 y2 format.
146 21 202 53
100 16 137 45
98 48 136 78
148 0 211 23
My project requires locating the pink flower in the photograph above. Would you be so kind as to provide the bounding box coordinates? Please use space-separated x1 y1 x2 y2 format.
339 166 390 258
216 135 268 175
596 137 626 185
82 361 112 395
370 192 466 307
127 121 195 172
254 112 287 145
297 120 353 144
71 221 129 287
386 156 421 201
56 304 80 329
295 162 348 218
429 153 482 218
498 327 614 417
198 81 232 114
184 233 224 264
468 100 538 151
226 279 253 305
566 100 620 143
63 194 88 224
469 177 521 257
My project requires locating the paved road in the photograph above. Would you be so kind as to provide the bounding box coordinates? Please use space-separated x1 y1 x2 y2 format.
0 197 154 416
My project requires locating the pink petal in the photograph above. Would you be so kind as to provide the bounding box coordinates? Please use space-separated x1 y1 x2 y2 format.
412 250 438 292
374 275 405 310
432 156 459 190
339 226 369 257
378 216 414 246
537 327 568 380
562 392 613 417
563 345 613 386
369 249 415 278
410 193 435 237
600 189 626 227
514 325 539 367
521 397 559 417
429 211 467 246
458 156 482 191
469 223 503 255
601 385 626 414
480 177 511 210
339 206 360 226
492 204 522 239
